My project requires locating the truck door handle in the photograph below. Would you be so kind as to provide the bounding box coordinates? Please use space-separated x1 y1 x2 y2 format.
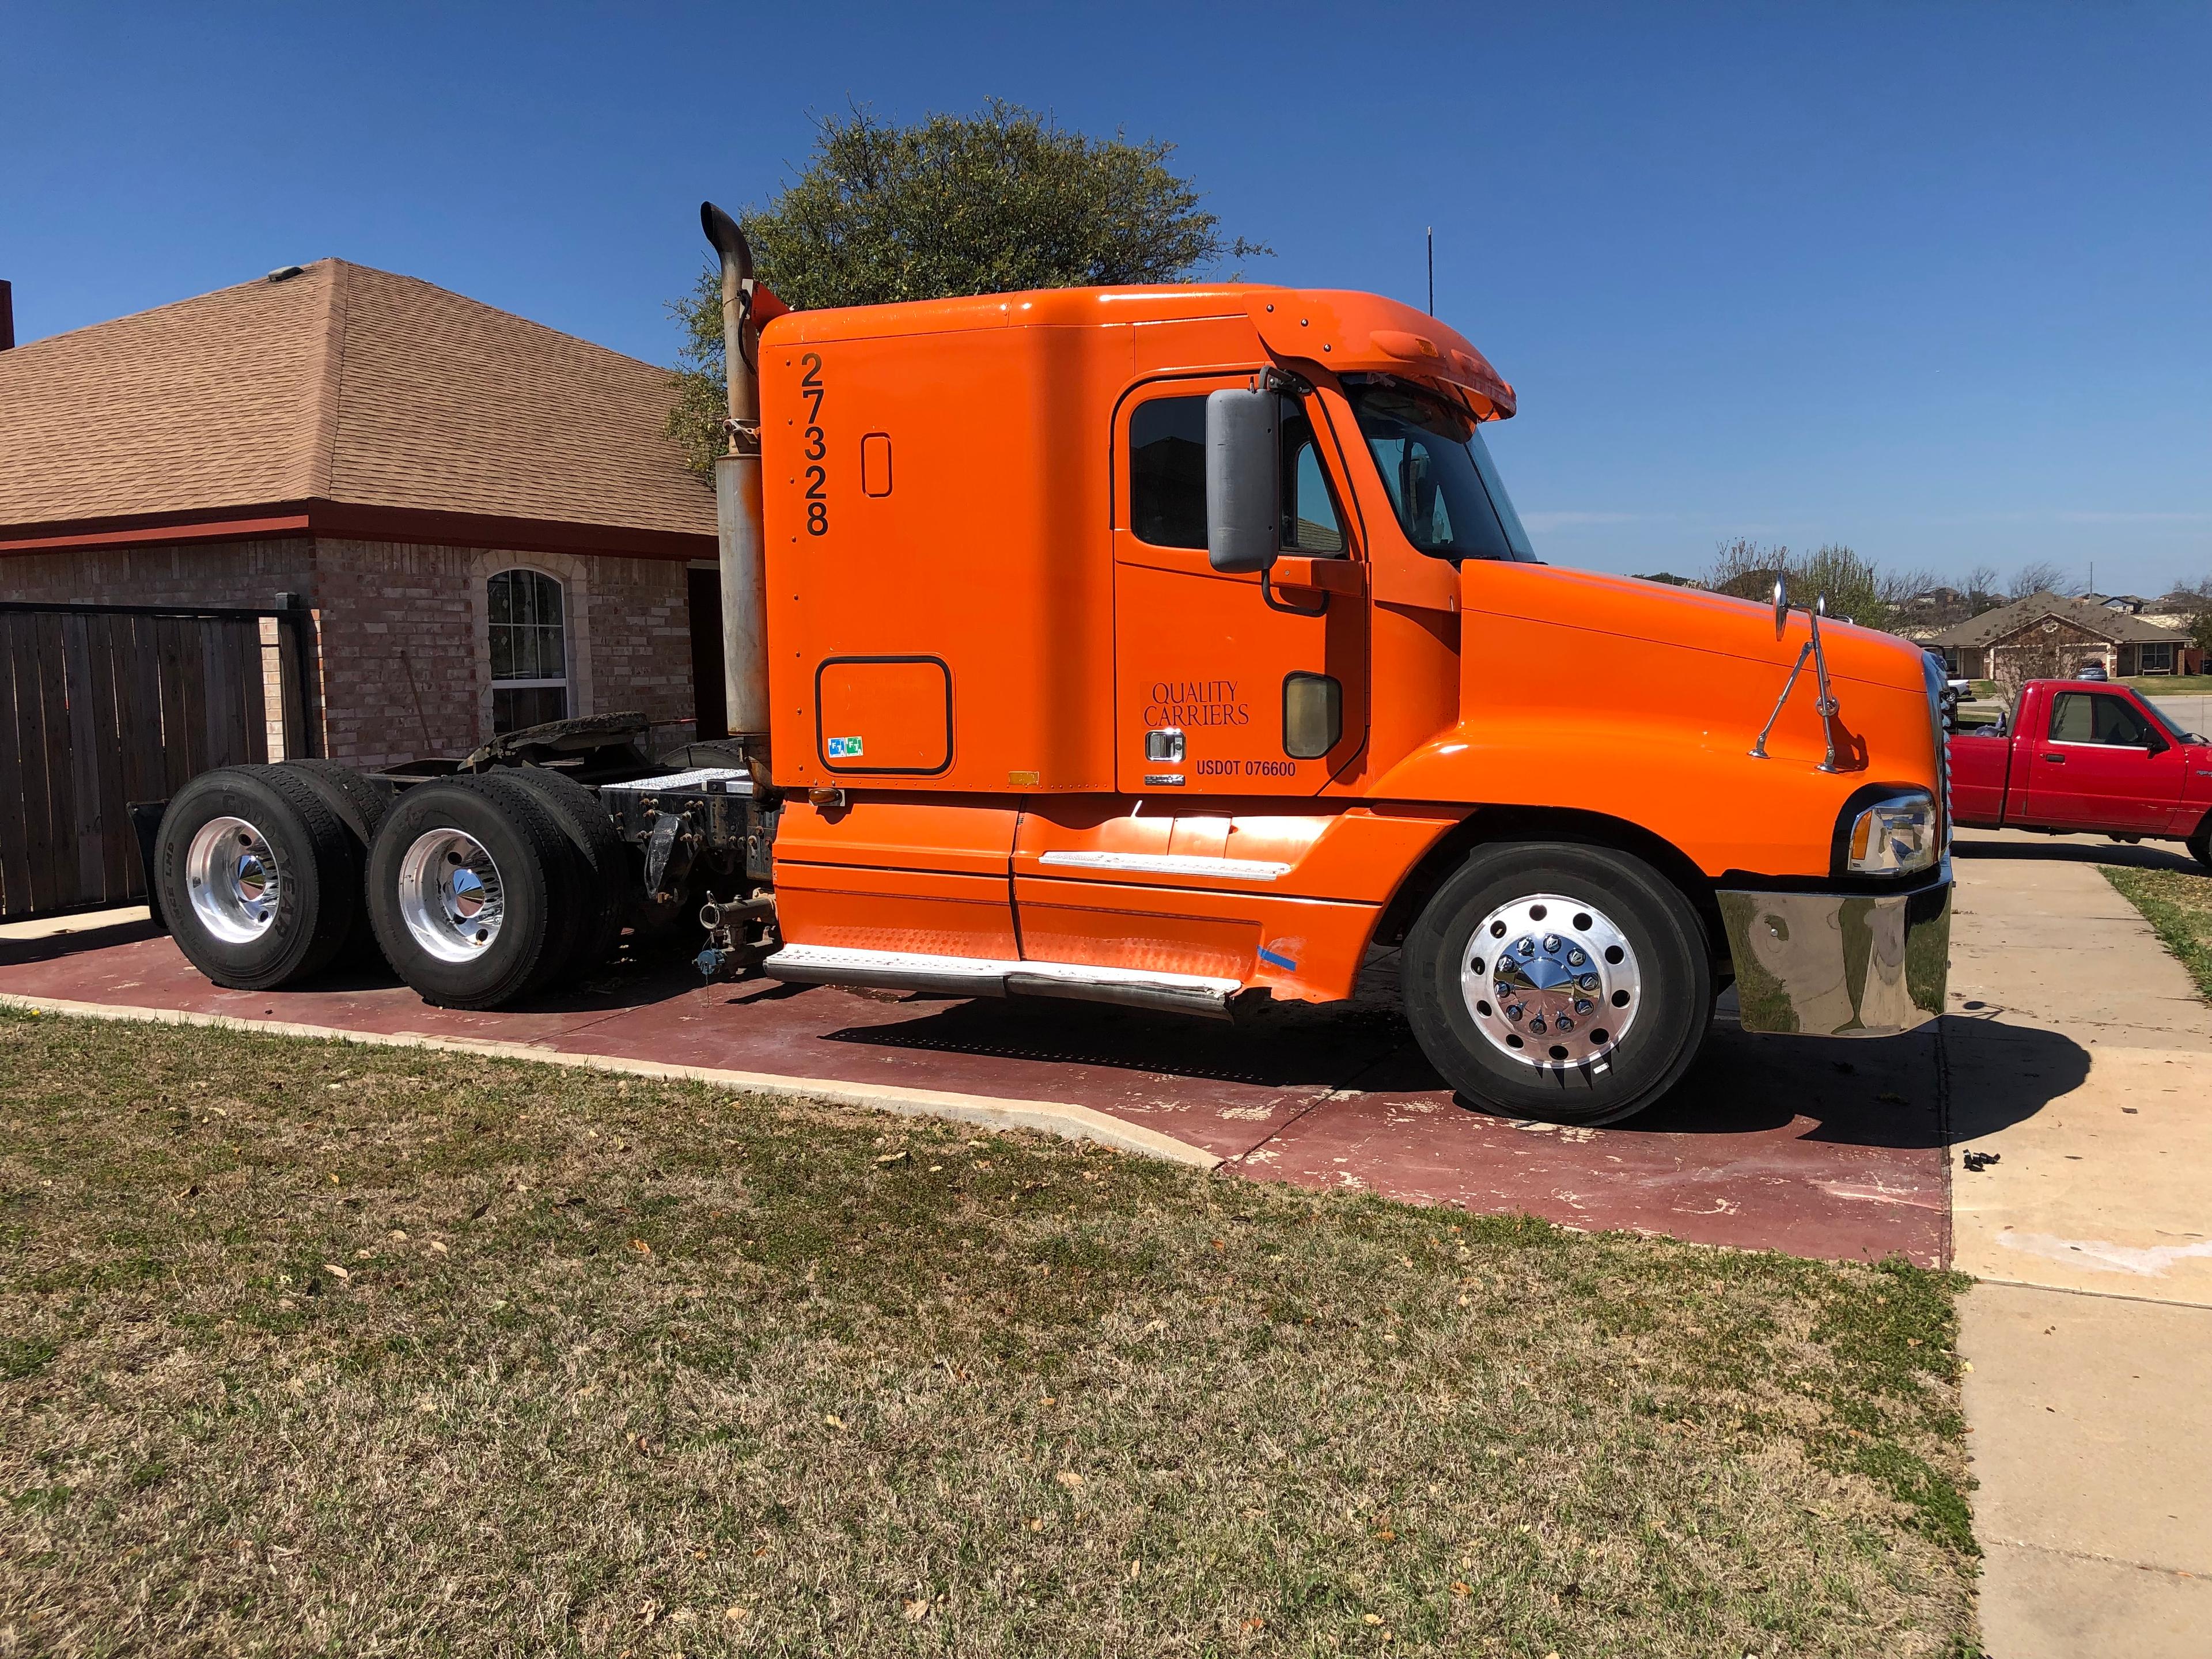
2041 753 2064 764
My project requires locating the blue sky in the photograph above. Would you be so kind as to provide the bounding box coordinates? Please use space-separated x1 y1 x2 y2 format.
5 2 2207 593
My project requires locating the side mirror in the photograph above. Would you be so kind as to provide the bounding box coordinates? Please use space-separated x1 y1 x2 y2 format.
1771 574 1788 640
1206 388 1279 574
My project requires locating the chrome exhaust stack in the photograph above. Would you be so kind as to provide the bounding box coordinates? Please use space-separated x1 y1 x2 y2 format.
700 202 770 774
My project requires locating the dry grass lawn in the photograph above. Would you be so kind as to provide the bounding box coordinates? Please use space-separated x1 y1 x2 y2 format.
0 1006 1978 1656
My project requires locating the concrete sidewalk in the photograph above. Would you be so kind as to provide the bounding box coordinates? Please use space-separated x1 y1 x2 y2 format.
1947 831 2212 1656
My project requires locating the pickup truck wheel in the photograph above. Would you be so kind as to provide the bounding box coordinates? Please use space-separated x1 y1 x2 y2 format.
1402 842 1713 1126
366 777 583 1009
2190 823 2212 872
156 766 357 990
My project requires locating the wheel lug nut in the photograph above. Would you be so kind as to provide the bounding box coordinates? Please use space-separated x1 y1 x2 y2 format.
1556 1016 1574 1033
1574 999 1593 1016
1528 1017 1547 1035
1578 974 1599 992
1542 934 1560 952
1567 949 1586 967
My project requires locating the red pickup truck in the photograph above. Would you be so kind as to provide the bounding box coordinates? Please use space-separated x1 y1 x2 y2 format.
1948 679 2212 867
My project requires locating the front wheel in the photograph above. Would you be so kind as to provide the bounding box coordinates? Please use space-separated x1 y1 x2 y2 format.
2190 819 2211 873
1401 842 1713 1126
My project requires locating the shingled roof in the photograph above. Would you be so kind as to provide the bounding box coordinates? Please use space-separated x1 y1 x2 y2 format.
0 260 715 553
1924 589 2187 649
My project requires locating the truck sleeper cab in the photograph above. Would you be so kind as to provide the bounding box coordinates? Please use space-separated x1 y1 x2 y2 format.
144 207 1953 1128
742 274 1952 1123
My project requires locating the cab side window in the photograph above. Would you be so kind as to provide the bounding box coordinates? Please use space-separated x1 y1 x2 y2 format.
2049 692 2153 747
1130 396 1207 549
1131 391 1346 555
1281 405 1346 554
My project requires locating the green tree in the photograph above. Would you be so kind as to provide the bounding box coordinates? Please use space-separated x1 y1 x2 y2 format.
2173 579 2212 653
669 100 1268 474
1705 538 1895 630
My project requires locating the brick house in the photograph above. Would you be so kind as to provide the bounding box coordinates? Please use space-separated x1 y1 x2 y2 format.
0 260 721 769
1926 589 2200 682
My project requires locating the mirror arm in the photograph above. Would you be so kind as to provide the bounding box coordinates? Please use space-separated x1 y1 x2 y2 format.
1750 640 1815 760
1749 596 1845 772
1805 600 1843 773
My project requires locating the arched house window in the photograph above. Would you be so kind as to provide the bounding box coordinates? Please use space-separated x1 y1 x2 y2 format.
488 568 570 733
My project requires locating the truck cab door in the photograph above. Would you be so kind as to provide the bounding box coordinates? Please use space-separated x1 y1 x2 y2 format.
1109 378 1369 795
2022 690 2186 832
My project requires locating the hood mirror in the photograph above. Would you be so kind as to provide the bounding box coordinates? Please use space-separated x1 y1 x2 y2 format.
1752 581 1845 774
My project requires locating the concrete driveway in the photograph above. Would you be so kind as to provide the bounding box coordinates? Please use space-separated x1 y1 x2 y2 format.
1 823 2192 1296
1 903 1971 1268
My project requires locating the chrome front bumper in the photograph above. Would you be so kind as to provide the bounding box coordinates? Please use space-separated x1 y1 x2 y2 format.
1717 866 1952 1037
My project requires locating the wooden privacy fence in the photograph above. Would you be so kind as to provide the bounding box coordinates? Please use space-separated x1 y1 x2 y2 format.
0 601 314 920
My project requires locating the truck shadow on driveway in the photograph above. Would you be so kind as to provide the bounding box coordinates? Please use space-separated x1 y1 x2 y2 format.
1952 836 2200 875
811 987 2088 1154
813 990 1413 1093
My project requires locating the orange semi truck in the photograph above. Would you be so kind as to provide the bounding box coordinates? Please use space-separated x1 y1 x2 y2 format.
148 204 1952 1126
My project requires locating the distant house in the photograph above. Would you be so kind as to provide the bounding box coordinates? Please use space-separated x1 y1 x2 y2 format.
1891 586 1996 643
1635 571 1704 588
1900 586 1963 609
2143 590 2209 637
0 260 721 770
1925 590 2199 681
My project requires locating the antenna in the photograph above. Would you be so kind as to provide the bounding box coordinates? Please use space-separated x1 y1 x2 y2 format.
1426 227 1434 315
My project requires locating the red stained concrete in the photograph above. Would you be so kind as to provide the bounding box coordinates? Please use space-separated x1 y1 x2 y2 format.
1 919 1953 1266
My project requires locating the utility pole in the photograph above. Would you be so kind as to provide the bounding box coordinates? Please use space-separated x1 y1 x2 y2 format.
1426 228 1434 315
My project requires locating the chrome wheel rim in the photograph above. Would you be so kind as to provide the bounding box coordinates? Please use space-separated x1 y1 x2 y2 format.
185 816 280 944
396 828 506 963
1461 893 1641 1070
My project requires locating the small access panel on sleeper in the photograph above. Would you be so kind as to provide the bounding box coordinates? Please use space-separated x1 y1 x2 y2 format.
815 656 952 775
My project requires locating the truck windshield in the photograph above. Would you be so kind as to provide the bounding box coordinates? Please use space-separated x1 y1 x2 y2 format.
1345 378 1535 563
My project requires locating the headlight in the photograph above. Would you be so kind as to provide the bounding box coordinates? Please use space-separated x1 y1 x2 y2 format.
1846 790 1938 876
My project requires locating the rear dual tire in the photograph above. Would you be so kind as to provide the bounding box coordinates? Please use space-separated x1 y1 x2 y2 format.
365 775 588 1010
156 767 362 991
1402 842 1712 1127
503 767 628 978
